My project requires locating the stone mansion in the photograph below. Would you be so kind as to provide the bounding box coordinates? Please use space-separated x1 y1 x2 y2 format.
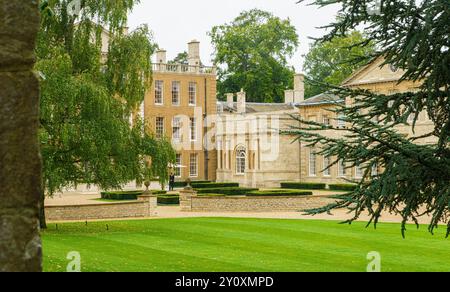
144 41 434 188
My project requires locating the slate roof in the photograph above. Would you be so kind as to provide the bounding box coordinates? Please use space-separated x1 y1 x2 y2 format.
218 102 297 114
296 93 343 107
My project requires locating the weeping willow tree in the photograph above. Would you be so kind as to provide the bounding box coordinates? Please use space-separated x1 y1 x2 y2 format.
290 0 450 236
37 0 175 228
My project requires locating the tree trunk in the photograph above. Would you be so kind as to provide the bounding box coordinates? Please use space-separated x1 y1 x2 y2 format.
0 1 42 272
39 191 47 230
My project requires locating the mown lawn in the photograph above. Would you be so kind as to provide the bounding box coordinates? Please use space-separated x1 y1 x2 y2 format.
41 218 450 272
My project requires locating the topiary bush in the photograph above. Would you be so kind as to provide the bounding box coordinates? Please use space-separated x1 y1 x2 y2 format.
157 194 179 205
192 182 239 189
280 182 326 190
196 187 259 196
101 190 167 200
197 194 227 197
247 190 313 197
152 190 168 195
328 184 357 191
101 191 143 200
173 180 211 188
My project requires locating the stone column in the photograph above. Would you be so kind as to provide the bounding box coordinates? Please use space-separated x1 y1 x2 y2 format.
138 194 158 217
179 189 197 212
0 1 42 272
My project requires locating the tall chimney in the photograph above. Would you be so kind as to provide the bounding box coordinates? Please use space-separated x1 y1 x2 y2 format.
293 73 305 103
156 49 167 64
226 93 234 109
284 90 294 104
237 89 246 114
188 40 201 66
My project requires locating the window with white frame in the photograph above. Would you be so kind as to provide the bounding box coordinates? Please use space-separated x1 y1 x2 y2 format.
155 80 163 105
323 116 331 126
355 165 364 178
337 113 346 129
189 153 198 177
172 81 180 105
188 82 197 106
236 146 246 175
172 117 181 141
323 156 331 176
338 160 346 177
156 117 164 138
309 150 317 176
189 117 197 141
175 154 182 177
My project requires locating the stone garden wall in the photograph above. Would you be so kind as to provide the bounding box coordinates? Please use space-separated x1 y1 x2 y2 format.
179 190 335 212
45 195 157 221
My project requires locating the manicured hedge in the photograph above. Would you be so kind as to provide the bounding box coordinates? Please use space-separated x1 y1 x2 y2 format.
157 195 179 205
197 194 227 197
192 182 239 189
196 187 259 196
247 190 313 197
101 190 167 200
152 190 168 195
328 184 357 191
101 191 143 200
280 182 326 190
173 180 210 188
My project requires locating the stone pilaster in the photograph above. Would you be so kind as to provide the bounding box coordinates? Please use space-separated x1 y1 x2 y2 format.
179 189 197 212
137 194 158 217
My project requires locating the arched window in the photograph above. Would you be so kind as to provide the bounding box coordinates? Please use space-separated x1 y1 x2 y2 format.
235 146 246 174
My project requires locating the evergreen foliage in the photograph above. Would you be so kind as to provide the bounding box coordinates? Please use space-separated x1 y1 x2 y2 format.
290 0 450 236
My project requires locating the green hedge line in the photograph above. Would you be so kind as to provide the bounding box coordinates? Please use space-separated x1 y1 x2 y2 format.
328 184 357 191
101 191 143 200
196 187 259 196
193 182 239 189
173 181 211 188
101 190 167 200
157 195 179 205
247 190 313 197
280 182 326 190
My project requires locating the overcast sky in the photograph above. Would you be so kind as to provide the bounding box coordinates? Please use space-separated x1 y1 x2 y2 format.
127 0 340 72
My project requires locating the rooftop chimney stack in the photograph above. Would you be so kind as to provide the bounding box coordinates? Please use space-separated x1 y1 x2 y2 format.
226 93 234 109
285 73 305 104
284 90 294 104
188 40 201 67
293 74 305 103
237 89 246 114
156 49 167 64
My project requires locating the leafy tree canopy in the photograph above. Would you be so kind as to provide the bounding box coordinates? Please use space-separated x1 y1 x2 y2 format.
303 31 376 98
209 9 299 103
168 51 189 65
290 0 450 236
37 0 176 227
